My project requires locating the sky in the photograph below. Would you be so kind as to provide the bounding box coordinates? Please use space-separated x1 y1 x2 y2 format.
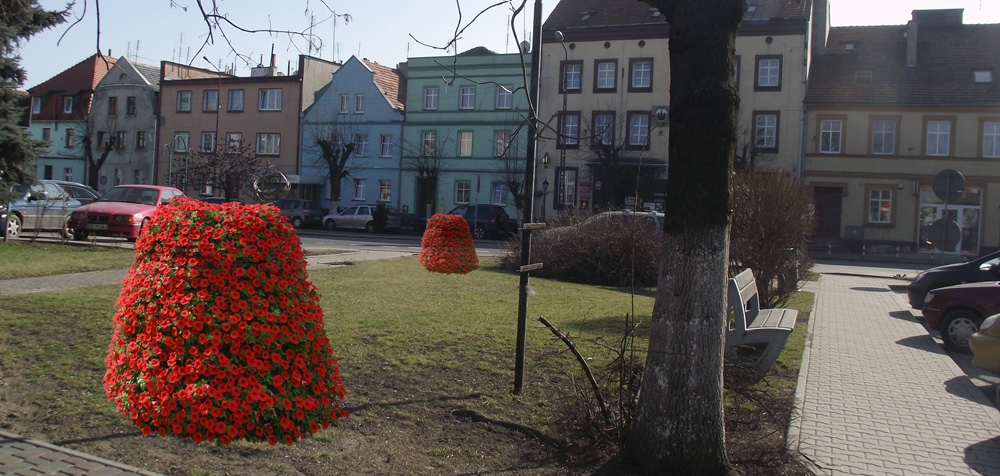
15 0 1000 91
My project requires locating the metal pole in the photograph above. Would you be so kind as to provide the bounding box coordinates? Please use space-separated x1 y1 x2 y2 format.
557 32 568 209
513 0 543 395
163 143 171 187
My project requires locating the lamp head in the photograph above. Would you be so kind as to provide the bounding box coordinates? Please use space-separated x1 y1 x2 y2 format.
554 31 565 42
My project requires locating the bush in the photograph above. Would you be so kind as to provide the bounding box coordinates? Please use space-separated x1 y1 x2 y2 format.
499 208 662 287
420 213 479 274
104 198 347 446
729 169 815 307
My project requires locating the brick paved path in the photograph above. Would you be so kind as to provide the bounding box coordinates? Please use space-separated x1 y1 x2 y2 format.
790 274 1000 476
0 430 163 476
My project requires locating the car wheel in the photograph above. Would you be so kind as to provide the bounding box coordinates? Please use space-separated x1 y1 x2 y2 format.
473 226 486 240
291 216 304 228
6 214 21 239
941 309 983 352
365 221 375 233
324 218 336 230
60 217 72 239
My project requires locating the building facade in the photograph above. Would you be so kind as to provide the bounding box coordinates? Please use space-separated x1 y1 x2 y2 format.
399 48 531 223
804 9 1000 255
300 56 406 212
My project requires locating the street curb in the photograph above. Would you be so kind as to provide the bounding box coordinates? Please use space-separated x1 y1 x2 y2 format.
787 277 825 475
1 430 164 476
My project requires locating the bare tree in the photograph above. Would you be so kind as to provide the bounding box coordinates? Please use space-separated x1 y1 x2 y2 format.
303 114 369 208
79 117 119 189
400 132 453 220
181 139 262 200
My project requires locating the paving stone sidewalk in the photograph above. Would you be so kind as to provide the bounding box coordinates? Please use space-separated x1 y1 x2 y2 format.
790 273 1000 476
0 430 162 476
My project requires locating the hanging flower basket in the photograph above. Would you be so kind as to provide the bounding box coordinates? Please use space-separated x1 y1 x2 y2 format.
104 197 347 446
419 213 479 274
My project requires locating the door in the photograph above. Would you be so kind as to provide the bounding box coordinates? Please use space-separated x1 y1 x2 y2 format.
416 177 436 220
812 186 843 238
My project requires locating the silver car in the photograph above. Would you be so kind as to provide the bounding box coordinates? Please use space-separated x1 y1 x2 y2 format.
323 204 402 232
3 180 83 238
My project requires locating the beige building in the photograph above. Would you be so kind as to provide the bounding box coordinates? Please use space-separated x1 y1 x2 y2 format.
804 9 1000 256
155 55 338 200
537 0 817 215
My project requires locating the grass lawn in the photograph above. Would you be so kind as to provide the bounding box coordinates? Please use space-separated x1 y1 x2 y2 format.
0 249 814 475
0 241 136 279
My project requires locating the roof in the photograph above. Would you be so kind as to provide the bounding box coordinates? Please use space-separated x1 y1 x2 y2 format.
27 54 117 95
132 61 162 91
362 59 406 111
805 22 1000 107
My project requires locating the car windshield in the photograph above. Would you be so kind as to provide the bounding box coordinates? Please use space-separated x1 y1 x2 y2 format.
100 187 159 205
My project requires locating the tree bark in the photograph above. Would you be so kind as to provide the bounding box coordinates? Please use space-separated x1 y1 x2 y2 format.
628 1 743 474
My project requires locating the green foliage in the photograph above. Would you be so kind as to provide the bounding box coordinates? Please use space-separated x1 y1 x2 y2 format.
0 1 67 203
729 169 816 308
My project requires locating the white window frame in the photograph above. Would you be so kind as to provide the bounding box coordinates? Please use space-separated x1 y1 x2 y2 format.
355 134 368 157
42 127 51 141
31 97 41 114
561 112 580 146
455 181 471 204
631 60 652 89
872 119 896 155
496 85 512 109
628 113 649 147
136 131 147 149
754 113 778 150
423 87 438 110
378 179 391 202
116 131 127 149
491 183 508 206
819 119 842 154
201 132 216 152
172 132 189 152
562 62 582 91
984 121 1000 158
756 57 781 88
354 178 366 201
258 89 282 111
422 131 436 156
355 94 364 113
256 133 280 155
339 94 349 114
62 96 73 113
203 90 219 112
460 86 475 110
176 91 191 112
592 112 615 147
495 131 511 158
926 120 951 156
459 131 473 157
225 132 242 152
227 89 244 112
596 61 616 90
867 189 892 224
380 134 393 157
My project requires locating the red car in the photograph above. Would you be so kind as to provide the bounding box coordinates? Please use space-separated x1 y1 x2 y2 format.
68 185 185 241
920 281 1000 352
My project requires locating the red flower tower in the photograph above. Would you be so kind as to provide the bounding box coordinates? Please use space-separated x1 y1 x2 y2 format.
419 213 480 274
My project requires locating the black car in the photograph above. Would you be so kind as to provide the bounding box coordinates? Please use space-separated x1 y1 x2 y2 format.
907 250 1000 309
447 204 517 240
53 180 101 205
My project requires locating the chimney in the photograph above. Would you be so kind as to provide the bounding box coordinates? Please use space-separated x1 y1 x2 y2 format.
906 19 918 67
811 0 830 56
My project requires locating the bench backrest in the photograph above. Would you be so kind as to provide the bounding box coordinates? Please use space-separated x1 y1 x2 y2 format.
728 268 760 333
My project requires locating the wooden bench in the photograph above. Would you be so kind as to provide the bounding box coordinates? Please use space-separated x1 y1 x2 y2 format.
725 268 798 378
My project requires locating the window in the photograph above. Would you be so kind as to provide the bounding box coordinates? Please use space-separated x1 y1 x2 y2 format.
496 85 512 109
116 131 127 149
492 183 508 206
107 97 118 115
560 112 580 147
97 131 107 148
378 179 391 202
134 169 146 184
176 91 192 112
62 96 73 113
561 61 582 93
227 89 244 111
819 119 842 153
592 112 615 148
126 96 136 116
753 111 779 152
629 59 652 90
628 112 649 148
258 89 282 111
42 165 52 179
926 120 951 156
201 132 216 152
594 60 617 91
755 56 782 90
114 168 124 186
354 179 366 200
136 131 147 149
355 134 368 157
557 168 577 207
203 90 218 111
256 133 280 155
983 121 1000 158
173 132 189 152
225 133 242 152
422 131 436 156
42 127 51 141
339 94 349 113
495 131 511 158
459 131 473 157
867 188 892 224
380 134 393 157
460 86 475 109
65 128 75 148
355 94 364 113
31 97 41 114
423 87 438 110
872 119 896 155
455 181 471 204
975 70 993 83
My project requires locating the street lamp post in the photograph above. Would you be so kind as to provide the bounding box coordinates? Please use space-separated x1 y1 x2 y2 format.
541 178 549 221
555 30 569 210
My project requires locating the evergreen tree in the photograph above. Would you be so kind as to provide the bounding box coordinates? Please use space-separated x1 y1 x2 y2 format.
0 0 67 203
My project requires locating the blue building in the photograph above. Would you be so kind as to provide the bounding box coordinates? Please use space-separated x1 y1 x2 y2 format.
300 56 406 212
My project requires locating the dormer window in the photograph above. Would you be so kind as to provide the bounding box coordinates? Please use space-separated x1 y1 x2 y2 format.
844 43 855 51
974 70 993 83
579 11 591 21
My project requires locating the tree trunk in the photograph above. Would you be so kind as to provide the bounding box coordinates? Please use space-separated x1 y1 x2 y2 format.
628 1 743 474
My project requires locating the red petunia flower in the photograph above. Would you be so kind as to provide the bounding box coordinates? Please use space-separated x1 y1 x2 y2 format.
419 214 479 274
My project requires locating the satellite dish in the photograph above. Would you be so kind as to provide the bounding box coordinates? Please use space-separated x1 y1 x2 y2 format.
652 106 669 125
520 40 531 54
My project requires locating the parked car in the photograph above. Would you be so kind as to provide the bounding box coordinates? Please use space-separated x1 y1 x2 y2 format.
583 210 665 232
323 204 402 232
53 180 101 205
920 281 1000 352
907 250 1000 309
199 195 242 205
3 180 83 239
68 185 185 241
971 313 1000 373
275 198 324 228
447 204 517 239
